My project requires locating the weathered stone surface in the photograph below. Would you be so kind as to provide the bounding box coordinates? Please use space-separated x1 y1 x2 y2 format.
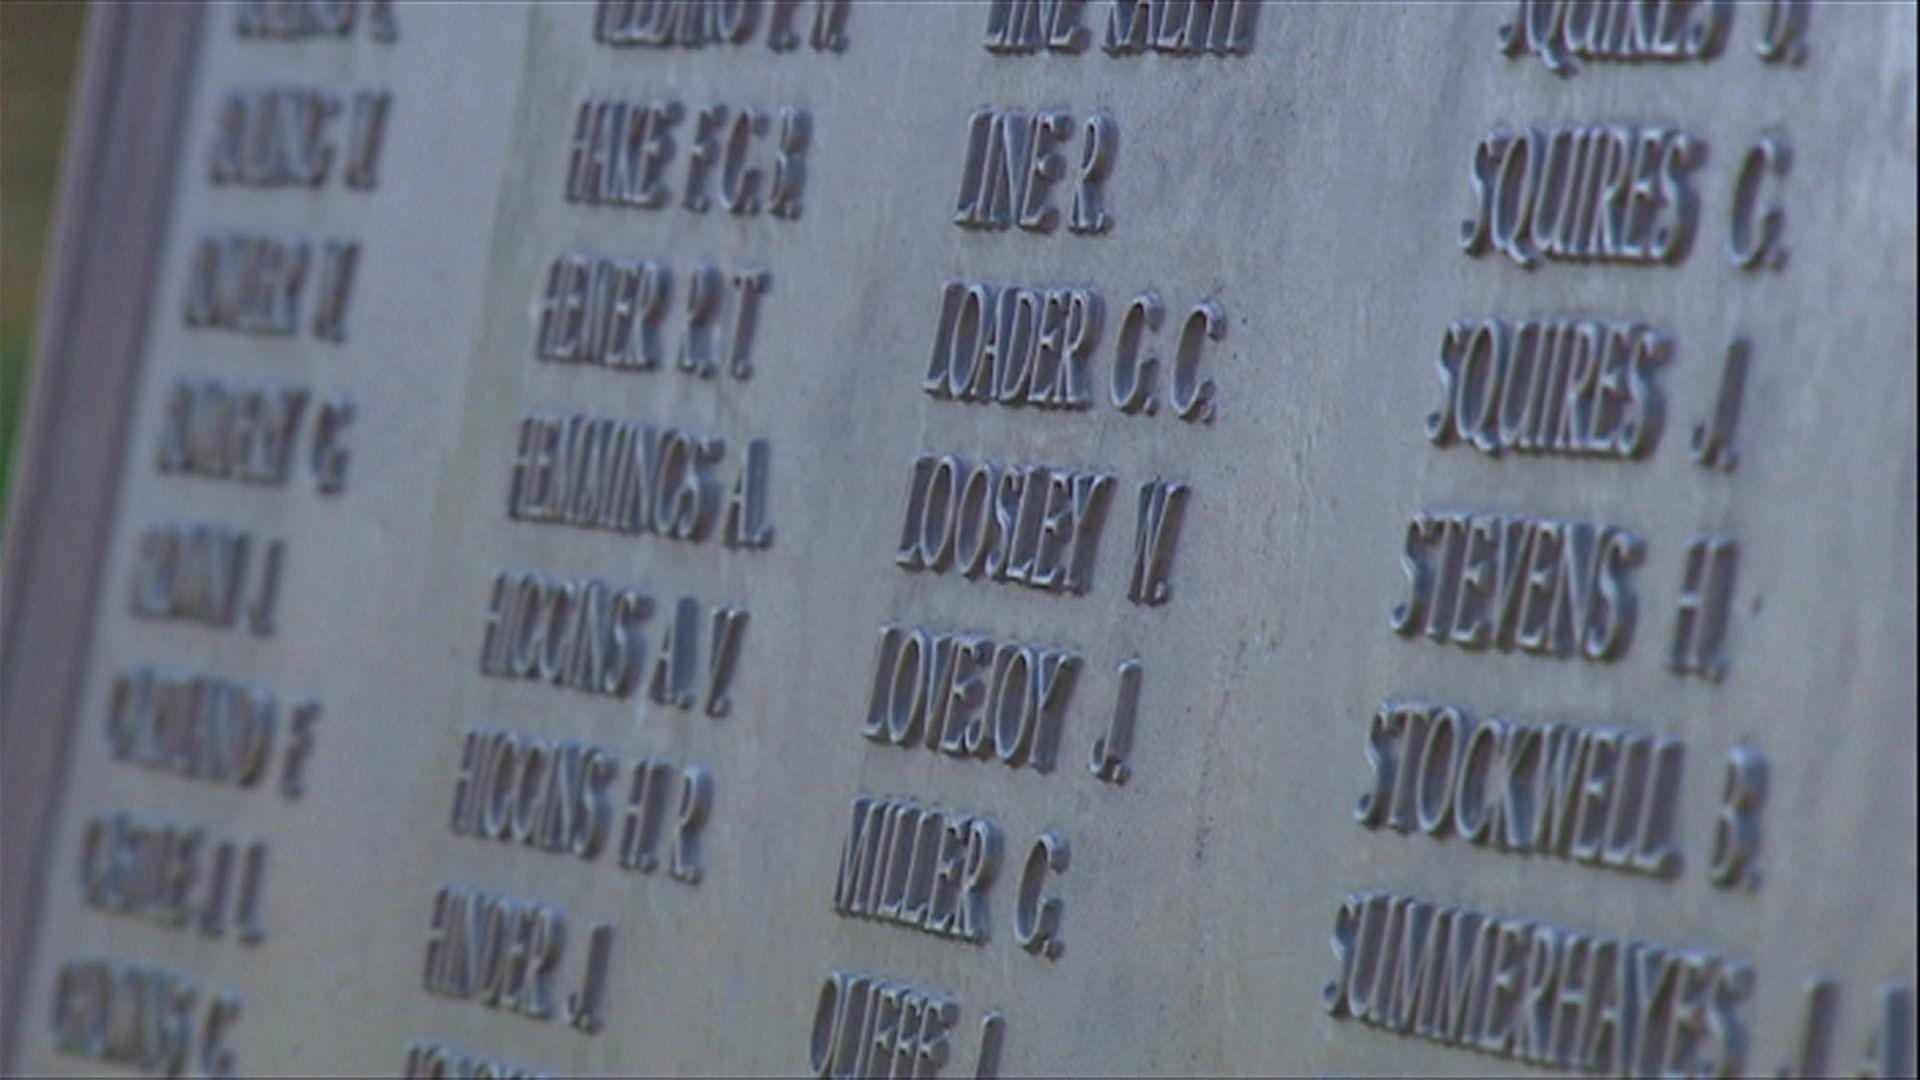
3 4 1913 1075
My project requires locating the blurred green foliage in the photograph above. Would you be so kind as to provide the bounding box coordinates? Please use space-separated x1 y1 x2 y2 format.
1 2 85 527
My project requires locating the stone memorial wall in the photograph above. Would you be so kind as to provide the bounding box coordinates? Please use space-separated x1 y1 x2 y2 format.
2 2 1913 1075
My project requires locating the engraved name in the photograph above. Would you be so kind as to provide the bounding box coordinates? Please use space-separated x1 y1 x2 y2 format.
593 0 850 52
1325 889 1752 1075
1461 123 1702 269
1100 0 1257 55
129 519 286 637
832 795 1001 946
893 454 1116 596
1389 511 1642 662
925 283 1223 423
476 571 647 698
449 729 619 862
1354 700 1683 877
564 98 809 220
506 412 772 550
953 109 1115 235
209 85 390 190
861 623 1080 775
1424 317 1669 460
534 254 769 380
809 969 962 1079
1496 0 1730 75
157 376 307 484
925 282 1099 409
234 0 396 41
106 665 320 796
422 886 566 1020
447 726 713 885
183 230 359 341
477 570 748 714
79 812 269 943
51 957 241 1077
404 1041 549 1080
986 0 1259 55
